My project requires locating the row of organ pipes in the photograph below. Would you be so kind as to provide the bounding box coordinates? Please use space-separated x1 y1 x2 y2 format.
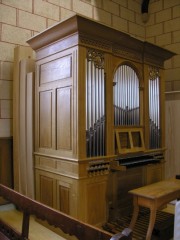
113 65 140 126
85 49 161 157
149 67 160 148
86 50 106 157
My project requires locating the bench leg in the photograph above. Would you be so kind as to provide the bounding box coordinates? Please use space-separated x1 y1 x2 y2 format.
146 207 157 240
129 196 139 230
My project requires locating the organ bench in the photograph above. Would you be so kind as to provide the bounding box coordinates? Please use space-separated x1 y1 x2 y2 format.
129 178 180 240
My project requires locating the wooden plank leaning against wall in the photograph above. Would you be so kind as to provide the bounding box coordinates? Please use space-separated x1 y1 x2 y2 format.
165 92 180 179
13 46 35 198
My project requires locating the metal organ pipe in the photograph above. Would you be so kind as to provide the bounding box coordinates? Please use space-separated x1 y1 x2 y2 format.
113 65 140 127
149 66 160 149
86 49 105 157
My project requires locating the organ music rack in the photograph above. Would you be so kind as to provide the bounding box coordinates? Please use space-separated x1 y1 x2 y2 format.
27 14 175 226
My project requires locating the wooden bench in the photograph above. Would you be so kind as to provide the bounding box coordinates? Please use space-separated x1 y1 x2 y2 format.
0 184 132 240
129 178 180 240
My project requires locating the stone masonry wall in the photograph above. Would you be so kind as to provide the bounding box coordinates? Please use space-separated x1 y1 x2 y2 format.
0 0 144 137
0 0 179 137
145 0 180 91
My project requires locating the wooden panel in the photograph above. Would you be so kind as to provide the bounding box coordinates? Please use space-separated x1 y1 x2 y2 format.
59 184 70 214
39 91 52 148
40 175 54 208
13 46 34 192
86 181 107 225
19 61 35 198
165 97 180 179
117 169 143 208
40 56 72 85
145 164 163 185
108 168 143 220
57 87 72 150
39 156 57 169
19 59 29 195
26 72 35 199
56 160 78 177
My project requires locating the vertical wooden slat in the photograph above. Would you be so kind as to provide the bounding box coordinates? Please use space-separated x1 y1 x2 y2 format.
22 212 30 239
13 46 34 192
19 59 35 197
26 72 35 199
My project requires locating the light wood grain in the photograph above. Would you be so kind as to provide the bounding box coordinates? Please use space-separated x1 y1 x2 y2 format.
26 72 35 199
13 46 34 192
165 95 180 179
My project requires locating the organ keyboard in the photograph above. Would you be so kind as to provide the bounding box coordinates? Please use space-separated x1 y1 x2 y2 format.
111 151 164 170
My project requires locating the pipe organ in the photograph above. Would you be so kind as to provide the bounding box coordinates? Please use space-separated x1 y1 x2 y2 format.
27 15 175 226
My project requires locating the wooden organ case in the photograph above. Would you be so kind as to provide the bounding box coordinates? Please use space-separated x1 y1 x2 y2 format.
27 15 175 226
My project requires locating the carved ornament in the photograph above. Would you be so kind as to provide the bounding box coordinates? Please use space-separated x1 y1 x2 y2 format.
87 49 104 69
80 33 111 51
149 66 160 80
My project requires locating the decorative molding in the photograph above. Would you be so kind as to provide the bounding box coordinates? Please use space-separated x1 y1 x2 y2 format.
113 45 142 62
149 66 160 80
87 49 104 69
145 56 164 68
80 33 111 52
27 14 175 66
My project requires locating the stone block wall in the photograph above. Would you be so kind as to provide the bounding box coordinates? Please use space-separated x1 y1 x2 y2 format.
0 0 144 138
145 0 180 92
0 0 179 138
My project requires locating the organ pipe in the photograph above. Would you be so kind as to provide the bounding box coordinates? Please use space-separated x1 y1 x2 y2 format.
86 49 106 157
113 65 140 126
149 66 160 149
